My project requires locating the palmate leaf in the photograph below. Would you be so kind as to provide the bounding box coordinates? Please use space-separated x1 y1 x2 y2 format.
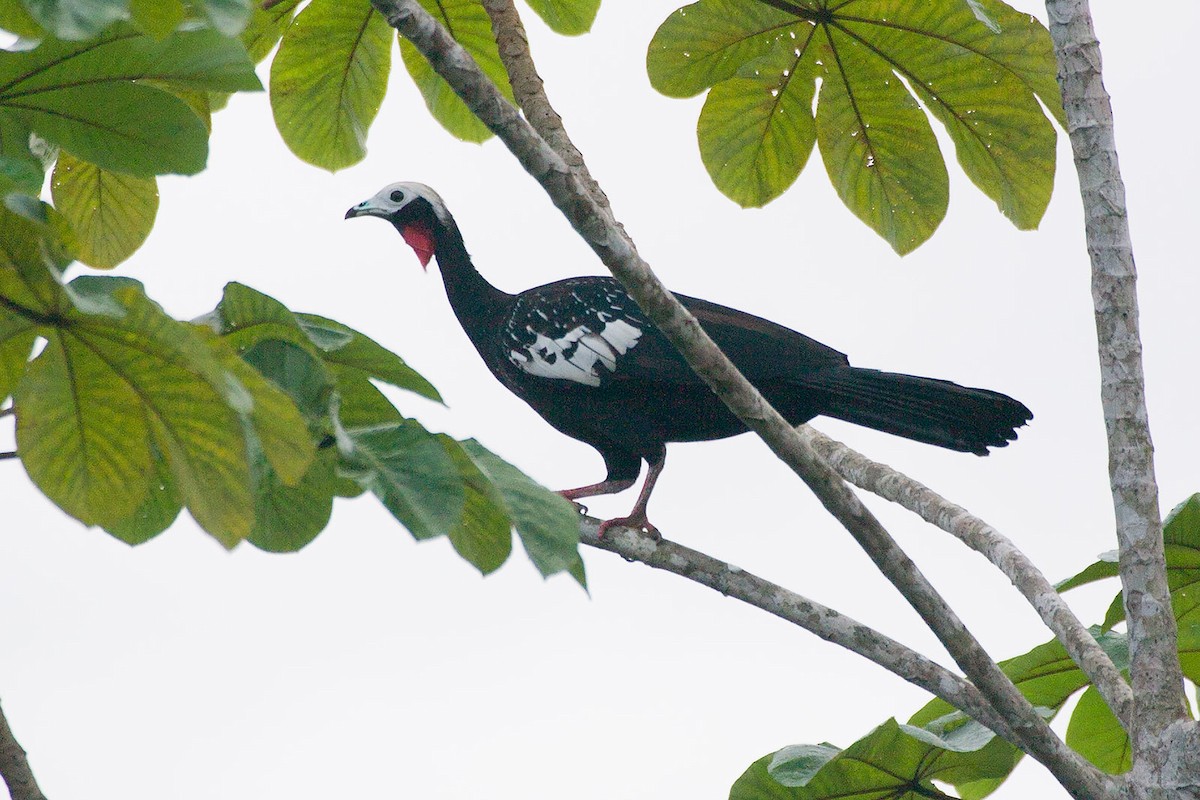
647 0 1062 254
51 151 159 269
241 0 299 63
128 0 184 38
270 0 392 170
398 0 515 143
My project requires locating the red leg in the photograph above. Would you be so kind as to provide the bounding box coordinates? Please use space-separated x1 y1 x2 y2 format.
597 446 666 540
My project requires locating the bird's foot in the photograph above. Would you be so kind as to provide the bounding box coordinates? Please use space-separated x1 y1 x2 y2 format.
597 514 661 541
558 493 589 516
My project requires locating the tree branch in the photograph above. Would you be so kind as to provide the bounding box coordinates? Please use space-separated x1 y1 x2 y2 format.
371 3 1113 795
578 517 1021 746
479 0 616 222
1044 0 1189 764
798 424 1134 731
0 700 47 800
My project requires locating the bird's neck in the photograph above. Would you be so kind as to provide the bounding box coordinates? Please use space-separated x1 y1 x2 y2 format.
432 219 512 338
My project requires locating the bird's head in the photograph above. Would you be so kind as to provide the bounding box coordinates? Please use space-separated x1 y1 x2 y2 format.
345 182 453 269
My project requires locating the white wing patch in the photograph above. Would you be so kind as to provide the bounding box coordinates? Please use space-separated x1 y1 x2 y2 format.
509 319 643 387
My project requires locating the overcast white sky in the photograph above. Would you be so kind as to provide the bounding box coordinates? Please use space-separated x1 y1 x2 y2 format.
2 2 1197 798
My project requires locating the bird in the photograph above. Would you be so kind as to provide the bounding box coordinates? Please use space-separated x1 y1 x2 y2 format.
346 182 1032 538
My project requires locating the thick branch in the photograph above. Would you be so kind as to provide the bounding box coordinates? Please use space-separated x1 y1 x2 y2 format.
799 425 1133 730
1044 0 1189 763
0 700 47 800
372 3 1113 795
579 517 1021 745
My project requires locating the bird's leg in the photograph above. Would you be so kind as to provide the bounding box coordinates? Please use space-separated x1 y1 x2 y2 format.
597 446 666 541
558 478 636 516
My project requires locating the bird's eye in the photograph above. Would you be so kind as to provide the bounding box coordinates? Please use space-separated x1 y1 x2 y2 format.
390 190 405 202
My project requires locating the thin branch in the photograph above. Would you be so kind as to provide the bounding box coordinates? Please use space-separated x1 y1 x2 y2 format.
0 407 12 420
1044 0 1189 761
479 0 617 223
372 3 1116 796
798 424 1134 731
0 699 47 800
0 452 16 460
579 517 1021 746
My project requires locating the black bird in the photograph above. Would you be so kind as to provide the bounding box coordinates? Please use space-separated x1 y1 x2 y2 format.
346 182 1032 537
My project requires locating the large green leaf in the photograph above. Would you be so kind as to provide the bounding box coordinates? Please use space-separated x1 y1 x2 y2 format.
1065 685 1130 775
459 438 584 583
102 450 181 545
0 307 36 401
0 0 44 37
296 312 442 403
647 0 1062 253
196 0 251 36
270 0 391 170
440 435 513 574
0 28 260 177
340 417 465 541
51 152 159 268
398 0 515 143
522 0 599 36
14 275 261 545
246 446 336 553
20 0 127 40
241 0 299 63
129 0 184 38
732 718 1016 800
698 45 817 208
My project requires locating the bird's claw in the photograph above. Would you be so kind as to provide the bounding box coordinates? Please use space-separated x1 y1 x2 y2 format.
597 515 661 542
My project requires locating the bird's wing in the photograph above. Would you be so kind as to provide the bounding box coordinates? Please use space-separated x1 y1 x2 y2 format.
501 277 849 389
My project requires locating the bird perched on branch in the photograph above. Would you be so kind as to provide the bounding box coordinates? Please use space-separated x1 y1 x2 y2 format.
346 182 1032 537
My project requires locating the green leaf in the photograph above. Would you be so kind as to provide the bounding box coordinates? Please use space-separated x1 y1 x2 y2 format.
0 307 36 401
648 0 1063 253
241 338 334 422
246 447 336 553
340 417 465 541
1056 550 1119 592
730 753 796 800
767 744 840 787
5 82 207 178
270 0 391 170
196 0 250 36
51 152 159 269
1061 494 1200 631
241 0 299 63
647 0 798 99
102 451 181 545
0 0 43 37
522 0 599 36
296 312 442 403
1066 685 1131 775
815 28 948 255
0 112 44 194
20 0 128 40
697 49 817 206
398 0 515 143
16 276 258 545
734 719 1019 800
440 435 512 574
129 0 183 37
0 199 77 315
0 27 261 177
459 439 584 583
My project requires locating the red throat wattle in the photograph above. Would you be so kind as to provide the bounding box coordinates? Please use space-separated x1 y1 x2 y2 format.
399 221 436 269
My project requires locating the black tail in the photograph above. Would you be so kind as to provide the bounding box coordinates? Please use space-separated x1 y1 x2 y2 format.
797 368 1032 455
